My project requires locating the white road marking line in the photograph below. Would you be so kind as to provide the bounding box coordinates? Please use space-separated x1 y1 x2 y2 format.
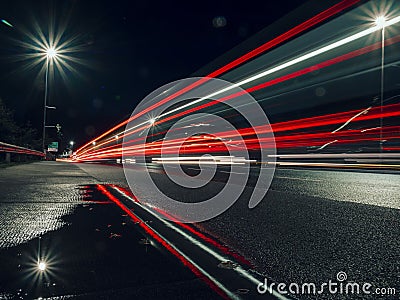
114 187 290 300
275 176 322 182
219 170 246 175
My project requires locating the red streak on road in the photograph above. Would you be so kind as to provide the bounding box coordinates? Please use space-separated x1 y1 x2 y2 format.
96 184 231 300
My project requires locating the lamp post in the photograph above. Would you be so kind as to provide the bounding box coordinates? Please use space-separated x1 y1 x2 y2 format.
375 16 386 154
42 47 58 153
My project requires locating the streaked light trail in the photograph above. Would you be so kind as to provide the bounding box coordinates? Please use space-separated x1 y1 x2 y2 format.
134 14 400 125
75 14 400 160
73 1 400 173
74 0 361 155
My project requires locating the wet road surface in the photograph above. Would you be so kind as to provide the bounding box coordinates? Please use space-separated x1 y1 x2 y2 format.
0 162 223 299
76 162 400 299
0 162 275 299
1 161 399 299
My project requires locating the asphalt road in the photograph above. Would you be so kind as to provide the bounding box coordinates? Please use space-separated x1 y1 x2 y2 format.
0 161 398 299
76 162 400 299
0 162 223 299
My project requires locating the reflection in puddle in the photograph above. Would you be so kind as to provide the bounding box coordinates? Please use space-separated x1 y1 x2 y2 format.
0 203 77 248
0 185 110 249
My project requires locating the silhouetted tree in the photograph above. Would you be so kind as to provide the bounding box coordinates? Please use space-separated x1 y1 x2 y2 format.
0 97 41 150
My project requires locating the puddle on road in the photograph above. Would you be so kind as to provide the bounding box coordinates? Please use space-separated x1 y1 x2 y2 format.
0 203 77 248
0 184 218 299
0 185 111 249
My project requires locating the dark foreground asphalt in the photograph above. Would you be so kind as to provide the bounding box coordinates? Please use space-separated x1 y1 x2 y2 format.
75 162 400 300
0 162 221 299
1 161 399 299
0 161 277 300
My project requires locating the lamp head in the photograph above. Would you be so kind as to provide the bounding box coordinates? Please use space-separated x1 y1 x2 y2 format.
46 47 57 59
375 16 387 28
38 261 47 272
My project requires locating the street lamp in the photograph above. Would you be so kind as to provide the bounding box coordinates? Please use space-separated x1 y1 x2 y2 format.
375 16 387 28
376 16 386 154
38 261 47 272
18 25 87 154
42 47 58 153
46 47 57 59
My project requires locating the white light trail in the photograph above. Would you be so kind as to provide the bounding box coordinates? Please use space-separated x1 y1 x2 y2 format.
317 139 338 150
160 15 400 121
152 156 255 165
331 107 371 133
267 161 400 169
268 153 400 158
77 14 400 157
361 127 381 132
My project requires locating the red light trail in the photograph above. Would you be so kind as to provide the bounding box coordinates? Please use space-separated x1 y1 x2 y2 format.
73 104 400 161
0 142 45 157
74 0 361 157
72 1 400 170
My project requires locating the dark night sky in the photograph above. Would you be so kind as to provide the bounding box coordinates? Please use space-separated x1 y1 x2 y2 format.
0 0 307 149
